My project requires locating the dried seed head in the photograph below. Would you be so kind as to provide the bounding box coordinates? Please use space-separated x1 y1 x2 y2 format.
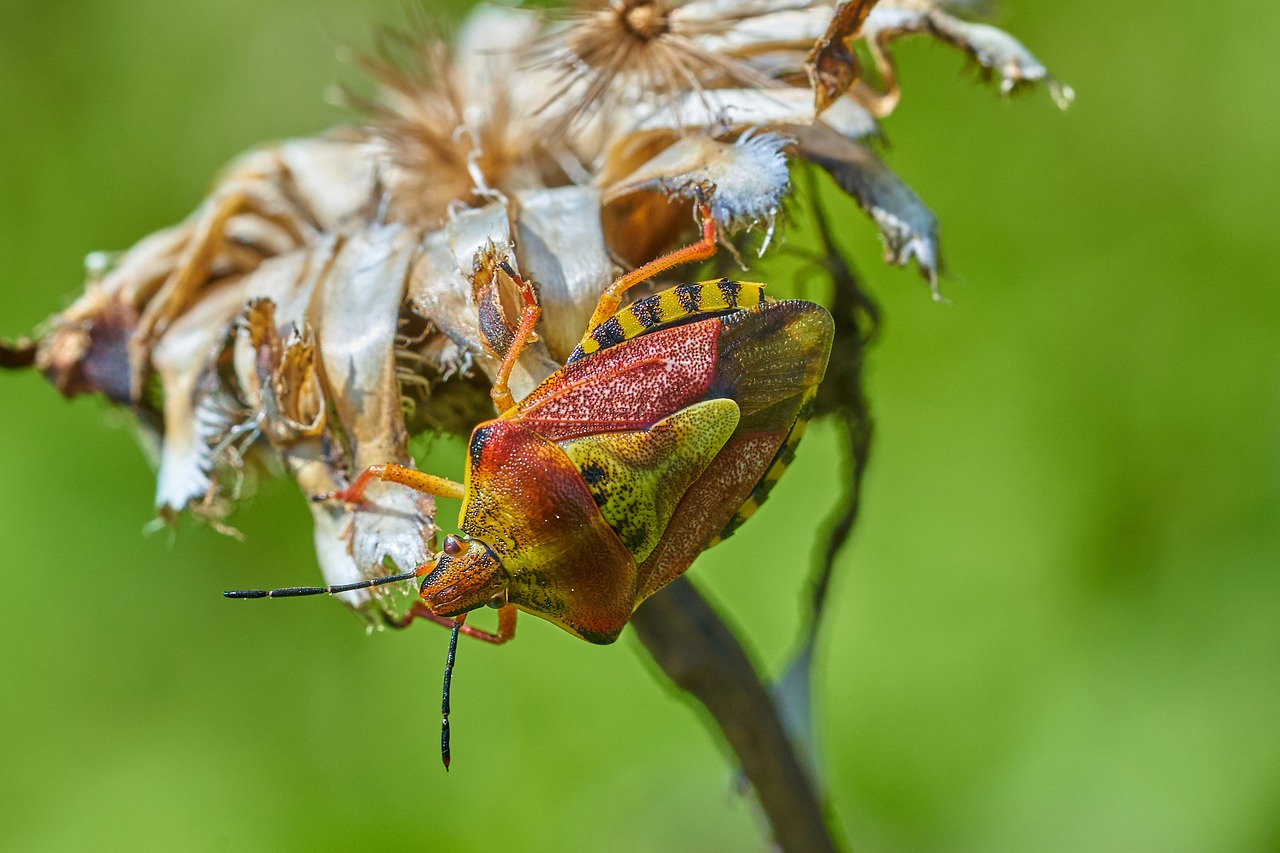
4 0 1072 620
539 0 776 129
619 0 668 39
352 16 556 225
355 44 510 223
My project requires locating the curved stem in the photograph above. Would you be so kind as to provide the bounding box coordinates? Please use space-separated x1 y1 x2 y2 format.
632 578 841 853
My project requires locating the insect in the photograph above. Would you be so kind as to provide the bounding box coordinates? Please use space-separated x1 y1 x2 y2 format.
227 206 834 766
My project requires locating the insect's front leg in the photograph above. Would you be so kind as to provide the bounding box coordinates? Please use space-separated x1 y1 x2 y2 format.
579 197 718 346
314 463 466 504
385 602 517 644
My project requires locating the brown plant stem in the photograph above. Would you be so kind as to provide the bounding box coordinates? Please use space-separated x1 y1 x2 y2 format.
632 578 841 853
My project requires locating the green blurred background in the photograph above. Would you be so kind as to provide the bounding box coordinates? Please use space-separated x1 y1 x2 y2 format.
2 1 1277 850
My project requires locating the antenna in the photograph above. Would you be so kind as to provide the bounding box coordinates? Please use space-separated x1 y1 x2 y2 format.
224 561 470 771
223 564 431 599
441 616 463 770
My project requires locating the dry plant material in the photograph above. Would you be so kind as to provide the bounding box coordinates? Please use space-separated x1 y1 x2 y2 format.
6 3 1065 616
808 0 879 113
537 0 780 131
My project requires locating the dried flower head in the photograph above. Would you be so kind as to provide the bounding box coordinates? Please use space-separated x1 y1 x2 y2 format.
352 11 560 225
538 0 779 129
5 0 1070 621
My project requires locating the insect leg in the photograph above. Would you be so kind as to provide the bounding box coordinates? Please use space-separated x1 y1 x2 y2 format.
385 602 518 644
579 197 717 347
489 261 541 414
314 463 466 504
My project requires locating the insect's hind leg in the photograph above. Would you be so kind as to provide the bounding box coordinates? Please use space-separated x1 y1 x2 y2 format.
385 602 517 645
579 199 718 348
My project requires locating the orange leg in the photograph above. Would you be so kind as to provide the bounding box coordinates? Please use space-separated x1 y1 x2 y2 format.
580 199 718 345
385 602 517 644
490 261 541 414
314 463 466 504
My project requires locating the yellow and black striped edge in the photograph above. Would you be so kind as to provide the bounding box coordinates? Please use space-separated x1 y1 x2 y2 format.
709 389 818 547
568 278 769 364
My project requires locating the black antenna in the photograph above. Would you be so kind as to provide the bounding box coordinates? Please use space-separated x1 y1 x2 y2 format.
441 618 461 770
225 564 467 770
223 568 423 599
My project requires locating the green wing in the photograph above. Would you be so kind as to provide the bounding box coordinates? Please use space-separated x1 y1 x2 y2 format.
558 399 740 563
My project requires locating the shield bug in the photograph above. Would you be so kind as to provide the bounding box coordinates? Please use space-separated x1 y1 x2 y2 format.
227 206 834 766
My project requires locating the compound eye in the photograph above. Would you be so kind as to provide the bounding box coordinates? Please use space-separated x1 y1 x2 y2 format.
487 589 508 609
443 534 464 556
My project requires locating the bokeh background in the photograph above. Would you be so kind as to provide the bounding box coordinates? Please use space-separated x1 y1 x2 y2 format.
2 1 1277 850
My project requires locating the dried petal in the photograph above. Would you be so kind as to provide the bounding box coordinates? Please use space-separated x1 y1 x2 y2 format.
225 246 332 407
409 203 560 401
152 279 253 515
513 187 613 364
637 86 879 140
316 224 433 577
273 328 325 438
128 137 382 397
863 1 1073 111
36 224 192 402
929 13 1074 107
232 299 325 444
797 124 940 289
686 4 831 54
152 235 354 520
309 501 377 611
274 137 381 229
